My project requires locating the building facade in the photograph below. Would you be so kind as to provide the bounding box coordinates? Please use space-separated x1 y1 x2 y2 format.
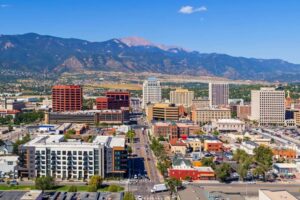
251 88 285 125
209 83 229 107
212 119 245 132
146 103 180 121
52 85 83 112
237 105 251 120
191 108 231 124
18 135 127 179
170 88 194 107
46 109 130 125
142 77 162 108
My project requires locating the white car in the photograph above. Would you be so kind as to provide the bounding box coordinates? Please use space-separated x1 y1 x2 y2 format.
136 195 143 200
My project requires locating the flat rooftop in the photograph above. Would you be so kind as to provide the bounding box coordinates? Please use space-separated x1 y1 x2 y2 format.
260 190 297 200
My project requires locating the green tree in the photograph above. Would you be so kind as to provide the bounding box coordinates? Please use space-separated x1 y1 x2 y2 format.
157 159 171 177
68 185 78 192
243 136 251 142
123 192 135 200
212 130 219 136
201 157 216 169
215 163 231 182
126 130 135 145
165 178 182 199
253 145 273 180
88 175 103 189
35 176 56 191
13 134 31 155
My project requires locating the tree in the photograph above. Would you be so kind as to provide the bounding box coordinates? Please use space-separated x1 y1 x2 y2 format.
157 159 171 177
201 157 216 169
13 134 31 155
126 130 135 145
68 185 78 192
243 136 251 142
233 149 250 163
88 175 103 189
253 145 273 180
194 130 205 135
165 178 182 199
35 176 56 191
212 130 219 136
215 163 231 182
123 192 135 200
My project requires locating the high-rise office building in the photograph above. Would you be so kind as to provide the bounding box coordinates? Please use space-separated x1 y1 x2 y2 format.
142 77 162 108
170 88 194 107
209 83 229 107
52 85 83 112
251 88 285 125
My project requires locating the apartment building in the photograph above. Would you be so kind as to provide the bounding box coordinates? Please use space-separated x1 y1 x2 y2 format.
52 85 83 112
170 88 194 107
142 77 162 108
191 108 231 124
251 88 285 125
209 83 229 107
18 135 127 179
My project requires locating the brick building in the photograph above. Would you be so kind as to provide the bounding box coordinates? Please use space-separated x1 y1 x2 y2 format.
52 85 83 112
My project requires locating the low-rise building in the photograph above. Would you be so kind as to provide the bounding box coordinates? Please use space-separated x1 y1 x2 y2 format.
240 141 259 155
212 119 245 132
152 121 200 139
169 138 187 155
273 163 298 176
0 155 18 174
46 108 129 125
272 148 297 160
185 138 201 152
203 140 223 152
259 190 297 200
191 108 231 124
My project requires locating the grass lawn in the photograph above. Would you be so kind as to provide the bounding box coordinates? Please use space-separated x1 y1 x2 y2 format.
0 185 35 191
0 184 124 192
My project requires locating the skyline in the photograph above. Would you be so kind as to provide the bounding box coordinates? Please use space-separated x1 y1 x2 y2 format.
0 0 300 63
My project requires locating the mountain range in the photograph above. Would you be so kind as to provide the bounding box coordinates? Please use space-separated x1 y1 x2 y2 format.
0 33 299 82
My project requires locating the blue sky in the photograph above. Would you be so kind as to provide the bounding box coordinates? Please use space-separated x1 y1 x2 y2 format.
1 0 300 63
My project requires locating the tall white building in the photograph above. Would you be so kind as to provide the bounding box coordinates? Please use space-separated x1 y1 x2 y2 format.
142 77 162 108
251 88 285 125
170 88 194 107
209 83 229 107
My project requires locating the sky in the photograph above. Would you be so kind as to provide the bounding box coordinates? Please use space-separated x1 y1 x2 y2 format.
0 0 300 63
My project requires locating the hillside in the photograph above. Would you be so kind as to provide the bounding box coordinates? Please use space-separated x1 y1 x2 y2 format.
0 33 299 81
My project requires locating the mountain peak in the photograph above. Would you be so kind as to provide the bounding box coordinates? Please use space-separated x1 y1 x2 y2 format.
119 36 154 47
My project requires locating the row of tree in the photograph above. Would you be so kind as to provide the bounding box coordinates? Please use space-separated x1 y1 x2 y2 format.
214 146 274 182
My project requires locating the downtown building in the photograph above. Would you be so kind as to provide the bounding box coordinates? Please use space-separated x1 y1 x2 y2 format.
251 88 285 125
18 135 127 180
52 85 83 112
170 88 194 107
142 77 162 108
96 90 130 110
208 83 229 107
